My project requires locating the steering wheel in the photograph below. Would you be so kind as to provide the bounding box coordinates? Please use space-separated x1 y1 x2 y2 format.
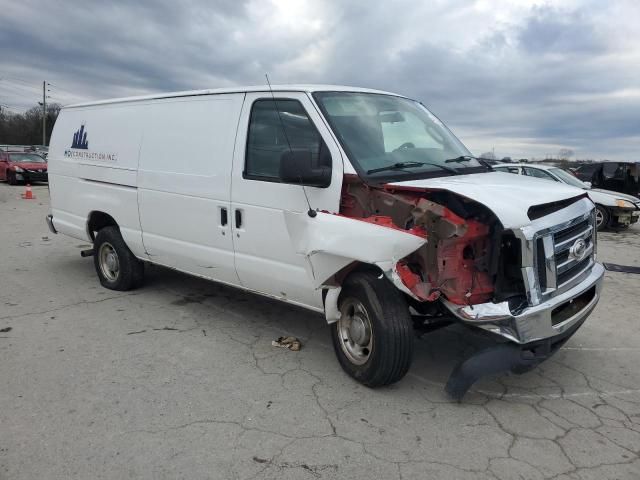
393 142 415 152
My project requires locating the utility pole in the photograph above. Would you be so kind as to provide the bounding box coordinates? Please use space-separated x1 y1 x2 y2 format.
42 81 47 146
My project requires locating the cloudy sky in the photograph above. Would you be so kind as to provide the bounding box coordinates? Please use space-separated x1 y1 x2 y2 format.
1 0 639 160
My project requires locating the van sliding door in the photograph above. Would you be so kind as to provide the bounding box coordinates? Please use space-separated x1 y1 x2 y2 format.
137 94 244 286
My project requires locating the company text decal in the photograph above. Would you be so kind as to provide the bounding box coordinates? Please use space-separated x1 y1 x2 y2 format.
64 124 118 162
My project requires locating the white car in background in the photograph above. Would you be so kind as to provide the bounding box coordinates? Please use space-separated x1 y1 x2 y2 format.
494 163 640 231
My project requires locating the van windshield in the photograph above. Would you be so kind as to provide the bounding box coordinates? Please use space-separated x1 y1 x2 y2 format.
313 92 486 182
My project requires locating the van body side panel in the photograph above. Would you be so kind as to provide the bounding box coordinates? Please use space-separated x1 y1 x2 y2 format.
230 92 344 309
137 94 244 285
47 105 146 256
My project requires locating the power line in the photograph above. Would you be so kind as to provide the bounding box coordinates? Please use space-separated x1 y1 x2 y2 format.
0 105 24 114
0 78 42 94
47 83 87 101
1 75 34 86
0 84 40 99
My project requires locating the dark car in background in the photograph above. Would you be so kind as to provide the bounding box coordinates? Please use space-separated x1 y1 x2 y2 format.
0 151 48 185
575 161 640 198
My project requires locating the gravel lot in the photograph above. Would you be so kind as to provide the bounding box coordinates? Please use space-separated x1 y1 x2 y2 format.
1 183 639 480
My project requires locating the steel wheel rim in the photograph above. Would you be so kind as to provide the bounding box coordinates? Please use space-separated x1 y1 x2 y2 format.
98 242 120 282
337 298 373 365
595 208 604 228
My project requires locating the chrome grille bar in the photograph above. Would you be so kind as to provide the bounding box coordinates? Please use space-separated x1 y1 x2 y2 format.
535 213 596 294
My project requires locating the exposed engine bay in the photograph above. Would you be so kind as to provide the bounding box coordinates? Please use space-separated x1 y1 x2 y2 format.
338 175 524 308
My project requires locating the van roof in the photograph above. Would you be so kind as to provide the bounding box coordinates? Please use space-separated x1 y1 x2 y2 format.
65 84 405 109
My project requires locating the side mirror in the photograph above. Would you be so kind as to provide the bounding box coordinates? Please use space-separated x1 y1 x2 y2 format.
584 181 592 188
280 150 331 188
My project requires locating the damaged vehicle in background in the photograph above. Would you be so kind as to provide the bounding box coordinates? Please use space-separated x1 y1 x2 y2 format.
0 151 48 185
46 85 604 399
493 163 640 231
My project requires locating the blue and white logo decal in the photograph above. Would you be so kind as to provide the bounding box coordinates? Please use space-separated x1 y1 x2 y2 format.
71 124 89 149
64 124 118 162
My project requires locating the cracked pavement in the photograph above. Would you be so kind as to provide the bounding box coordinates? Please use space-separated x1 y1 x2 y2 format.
1 183 639 479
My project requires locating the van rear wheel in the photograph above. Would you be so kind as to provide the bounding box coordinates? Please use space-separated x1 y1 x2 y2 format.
331 271 414 387
93 226 144 291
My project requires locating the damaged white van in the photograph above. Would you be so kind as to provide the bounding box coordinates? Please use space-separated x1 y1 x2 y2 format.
47 85 604 398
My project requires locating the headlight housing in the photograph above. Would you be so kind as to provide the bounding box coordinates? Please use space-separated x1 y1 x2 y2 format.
13 166 24 172
615 199 635 208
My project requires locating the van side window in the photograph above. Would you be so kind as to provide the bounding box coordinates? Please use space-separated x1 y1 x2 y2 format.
245 99 331 181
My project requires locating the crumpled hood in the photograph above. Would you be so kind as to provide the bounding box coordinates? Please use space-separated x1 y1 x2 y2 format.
387 171 586 229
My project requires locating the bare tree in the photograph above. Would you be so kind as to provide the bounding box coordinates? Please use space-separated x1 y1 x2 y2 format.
0 103 61 145
479 151 496 160
558 148 574 160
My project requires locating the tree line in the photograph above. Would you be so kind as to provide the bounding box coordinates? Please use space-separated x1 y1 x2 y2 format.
0 103 61 146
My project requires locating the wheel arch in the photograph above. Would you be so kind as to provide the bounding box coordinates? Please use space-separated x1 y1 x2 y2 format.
86 211 119 240
323 261 389 324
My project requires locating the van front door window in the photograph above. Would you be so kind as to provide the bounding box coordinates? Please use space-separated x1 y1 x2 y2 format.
244 99 331 181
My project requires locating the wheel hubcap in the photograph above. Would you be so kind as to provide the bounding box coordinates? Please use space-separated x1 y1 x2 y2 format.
99 242 120 282
337 298 373 365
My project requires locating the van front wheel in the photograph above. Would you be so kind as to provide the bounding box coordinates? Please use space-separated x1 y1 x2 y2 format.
331 271 414 387
93 226 144 291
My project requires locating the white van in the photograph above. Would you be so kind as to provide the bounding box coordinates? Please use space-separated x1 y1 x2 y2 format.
47 85 604 398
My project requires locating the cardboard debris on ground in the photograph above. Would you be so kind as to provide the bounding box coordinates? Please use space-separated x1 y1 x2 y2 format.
271 336 302 351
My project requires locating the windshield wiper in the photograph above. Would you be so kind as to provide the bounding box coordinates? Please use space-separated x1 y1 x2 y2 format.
367 161 459 175
445 155 493 170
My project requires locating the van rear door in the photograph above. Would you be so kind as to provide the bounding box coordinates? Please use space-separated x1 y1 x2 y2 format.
137 94 244 286
230 91 344 309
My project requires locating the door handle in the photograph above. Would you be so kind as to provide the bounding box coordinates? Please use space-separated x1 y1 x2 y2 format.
235 209 242 229
220 207 228 226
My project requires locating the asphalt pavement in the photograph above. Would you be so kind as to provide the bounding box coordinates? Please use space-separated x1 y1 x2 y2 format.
1 183 639 479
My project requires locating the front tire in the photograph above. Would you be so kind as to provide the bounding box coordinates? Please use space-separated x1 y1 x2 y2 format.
595 204 609 231
7 171 17 185
331 271 414 387
93 226 144 291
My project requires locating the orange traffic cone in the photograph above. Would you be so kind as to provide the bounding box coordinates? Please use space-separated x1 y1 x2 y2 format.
21 184 35 200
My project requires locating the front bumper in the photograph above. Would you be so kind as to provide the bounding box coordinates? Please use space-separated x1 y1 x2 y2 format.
442 262 605 344
610 207 640 227
443 263 604 399
445 311 591 399
21 171 48 183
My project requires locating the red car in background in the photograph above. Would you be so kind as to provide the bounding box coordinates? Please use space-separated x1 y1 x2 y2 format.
0 151 48 185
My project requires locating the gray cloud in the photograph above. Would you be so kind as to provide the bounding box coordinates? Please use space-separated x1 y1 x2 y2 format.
1 0 639 160
518 5 606 55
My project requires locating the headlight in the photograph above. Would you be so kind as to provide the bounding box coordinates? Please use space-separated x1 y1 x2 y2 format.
615 199 635 208
13 166 24 172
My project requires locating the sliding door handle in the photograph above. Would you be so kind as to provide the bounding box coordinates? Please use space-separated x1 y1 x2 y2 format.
220 207 228 226
235 209 242 229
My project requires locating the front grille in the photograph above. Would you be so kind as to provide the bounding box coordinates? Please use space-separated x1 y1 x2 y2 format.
554 218 590 245
535 214 595 294
557 256 591 286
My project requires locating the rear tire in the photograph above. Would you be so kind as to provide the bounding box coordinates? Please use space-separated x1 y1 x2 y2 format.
331 271 414 387
595 204 609 231
93 226 144 291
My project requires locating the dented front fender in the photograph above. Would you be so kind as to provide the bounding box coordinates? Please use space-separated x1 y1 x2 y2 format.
284 211 427 289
